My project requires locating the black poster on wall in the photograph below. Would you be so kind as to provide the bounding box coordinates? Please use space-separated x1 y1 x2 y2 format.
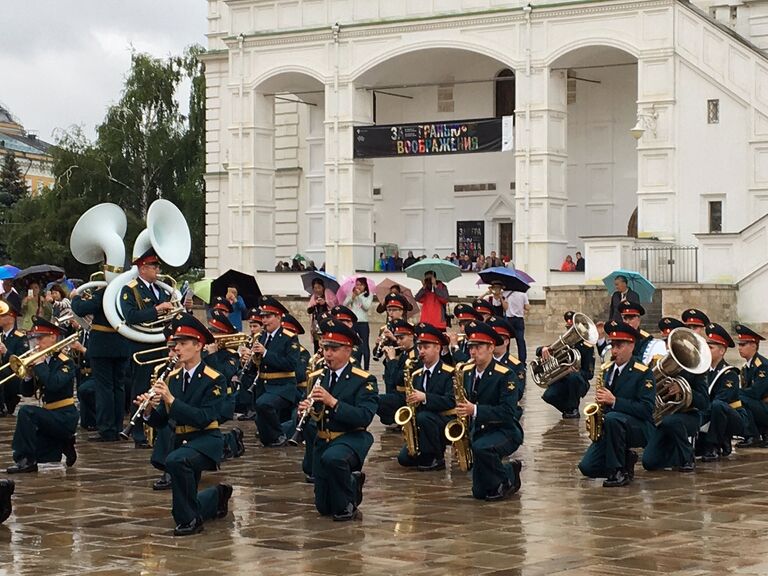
457 221 484 260
353 117 513 159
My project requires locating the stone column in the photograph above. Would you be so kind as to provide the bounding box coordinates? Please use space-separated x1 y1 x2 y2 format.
514 66 568 288
324 82 375 276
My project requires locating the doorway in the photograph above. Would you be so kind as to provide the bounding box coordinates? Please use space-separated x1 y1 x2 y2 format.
499 222 514 261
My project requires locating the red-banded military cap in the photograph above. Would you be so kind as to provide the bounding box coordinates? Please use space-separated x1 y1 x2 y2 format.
28 316 62 337
281 313 305 335
384 293 410 311
209 309 236 334
735 324 765 343
415 322 449 346
391 318 415 336
486 316 512 339
132 247 160 267
246 308 263 323
618 301 645 317
706 323 735 348
465 321 504 346
330 305 357 324
564 310 576 326
605 320 640 343
259 296 288 317
682 308 709 328
454 303 481 322
319 319 359 347
172 313 214 344
472 299 494 316
211 296 233 314
658 317 684 338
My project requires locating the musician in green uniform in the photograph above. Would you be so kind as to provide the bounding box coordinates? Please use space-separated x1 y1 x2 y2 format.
121 248 173 448
700 323 746 461
330 306 364 366
0 301 28 416
538 311 594 419
235 307 262 420
472 299 494 322
279 314 311 435
735 324 768 448
373 294 408 364
251 296 300 446
377 319 419 427
682 308 709 337
397 323 455 471
297 320 378 521
455 321 523 500
578 321 656 487
148 323 180 491
72 283 130 442
487 315 527 407
7 317 78 473
446 304 480 365
642 318 709 473
138 313 232 536
205 310 245 460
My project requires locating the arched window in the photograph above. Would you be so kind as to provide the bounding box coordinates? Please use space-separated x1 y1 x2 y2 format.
495 69 516 119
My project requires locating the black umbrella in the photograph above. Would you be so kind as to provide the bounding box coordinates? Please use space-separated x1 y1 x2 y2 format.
211 269 262 308
15 264 66 287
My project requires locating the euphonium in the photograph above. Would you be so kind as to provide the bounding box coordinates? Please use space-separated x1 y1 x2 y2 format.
584 361 612 442
394 358 419 457
531 312 598 388
444 362 473 472
652 327 710 425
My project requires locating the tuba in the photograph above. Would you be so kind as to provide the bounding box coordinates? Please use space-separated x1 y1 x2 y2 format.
102 200 191 343
444 362 473 472
652 327 711 425
70 203 128 296
531 312 598 388
394 358 419 457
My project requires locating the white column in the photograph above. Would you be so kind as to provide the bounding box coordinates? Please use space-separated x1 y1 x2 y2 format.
514 66 568 286
324 82 375 276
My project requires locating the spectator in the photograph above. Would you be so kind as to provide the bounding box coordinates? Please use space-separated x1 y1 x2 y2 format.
20 281 52 330
459 254 473 271
306 260 318 271
448 252 459 265
487 251 502 268
47 284 71 321
1 280 21 313
608 275 640 322
376 252 386 272
343 277 373 369
575 251 585 272
226 286 247 331
482 281 506 317
393 252 404 271
415 271 449 330
307 278 338 353
432 253 440 259
291 258 304 272
473 255 486 271
403 250 417 269
560 255 576 272
502 289 530 364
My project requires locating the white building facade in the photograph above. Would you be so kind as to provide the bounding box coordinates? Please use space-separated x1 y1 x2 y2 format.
203 0 768 321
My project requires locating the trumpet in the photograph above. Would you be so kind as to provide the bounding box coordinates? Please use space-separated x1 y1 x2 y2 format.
121 355 179 439
132 345 172 365
214 332 250 350
1 332 81 384
289 368 327 446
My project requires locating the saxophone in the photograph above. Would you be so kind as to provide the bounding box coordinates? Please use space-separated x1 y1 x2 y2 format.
584 361 612 442
444 362 473 472
394 358 419 457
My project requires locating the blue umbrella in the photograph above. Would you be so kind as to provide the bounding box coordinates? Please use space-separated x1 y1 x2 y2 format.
0 265 20 280
405 258 462 283
301 270 340 294
477 267 534 292
602 269 656 303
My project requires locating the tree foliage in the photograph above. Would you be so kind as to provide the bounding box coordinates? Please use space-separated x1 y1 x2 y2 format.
4 46 207 277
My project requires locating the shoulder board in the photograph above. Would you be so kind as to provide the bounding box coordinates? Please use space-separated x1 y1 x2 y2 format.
203 365 222 379
412 367 424 376
756 357 763 368
13 330 24 337
58 352 70 362
601 360 615 371
461 363 476 372
633 361 649 372
282 328 296 338
168 367 183 379
351 367 371 378
640 330 650 338
409 349 418 359
126 280 138 288
507 354 521 366
494 364 510 374
308 369 324 379
441 363 455 373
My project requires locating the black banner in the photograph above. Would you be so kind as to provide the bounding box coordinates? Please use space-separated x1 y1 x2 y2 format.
353 117 511 159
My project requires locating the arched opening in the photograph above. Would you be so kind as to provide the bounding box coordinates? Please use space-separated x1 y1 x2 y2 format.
495 68 515 119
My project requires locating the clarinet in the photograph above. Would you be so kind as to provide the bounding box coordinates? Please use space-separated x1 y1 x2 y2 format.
120 355 179 439
288 368 327 446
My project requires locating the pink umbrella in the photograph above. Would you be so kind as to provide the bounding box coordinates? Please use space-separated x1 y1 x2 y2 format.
336 276 377 307
374 278 420 319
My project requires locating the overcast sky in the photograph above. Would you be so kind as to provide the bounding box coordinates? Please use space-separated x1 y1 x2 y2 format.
0 1 208 142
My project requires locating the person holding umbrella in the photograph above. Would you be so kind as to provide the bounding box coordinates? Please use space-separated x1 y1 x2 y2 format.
307 278 337 354
1 278 21 313
608 275 640 323
20 281 52 331
415 271 449 330
342 277 373 370
225 286 247 332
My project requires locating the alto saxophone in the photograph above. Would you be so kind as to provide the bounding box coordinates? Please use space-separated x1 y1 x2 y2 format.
394 358 419 457
444 362 473 472
584 361 612 442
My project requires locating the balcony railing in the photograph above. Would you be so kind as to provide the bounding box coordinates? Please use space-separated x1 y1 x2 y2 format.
632 244 698 284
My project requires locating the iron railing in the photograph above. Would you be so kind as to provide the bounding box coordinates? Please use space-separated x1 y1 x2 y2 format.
631 244 698 283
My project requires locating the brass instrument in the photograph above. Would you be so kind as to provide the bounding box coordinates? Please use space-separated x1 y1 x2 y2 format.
54 310 92 332
141 274 186 328
214 332 250 350
372 325 394 361
121 355 179 440
289 367 327 446
444 362 473 472
652 327 710 425
5 332 81 382
244 337 265 394
584 361 611 442
132 345 172 365
394 358 419 457
531 312 598 388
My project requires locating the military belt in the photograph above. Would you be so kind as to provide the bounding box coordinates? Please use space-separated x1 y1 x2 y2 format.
297 381 308 389
44 398 75 410
176 422 219 434
90 324 117 333
260 371 295 380
396 386 406 393
731 400 743 409
440 408 457 416
317 427 364 441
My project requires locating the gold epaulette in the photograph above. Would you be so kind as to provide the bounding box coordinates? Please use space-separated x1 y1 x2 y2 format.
640 330 650 338
168 367 183 379
283 328 296 338
461 362 476 372
58 352 70 362
412 367 424 377
307 369 324 380
633 361 649 372
126 280 138 288
408 349 418 359
351 366 371 378
441 363 455 373
494 363 510 374
13 330 24 338
756 357 763 368
507 354 521 366
203 365 222 379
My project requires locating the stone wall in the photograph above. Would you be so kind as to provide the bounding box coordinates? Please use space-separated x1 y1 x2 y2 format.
660 284 739 330
543 285 611 334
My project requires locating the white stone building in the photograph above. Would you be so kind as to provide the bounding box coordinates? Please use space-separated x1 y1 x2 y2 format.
202 0 768 322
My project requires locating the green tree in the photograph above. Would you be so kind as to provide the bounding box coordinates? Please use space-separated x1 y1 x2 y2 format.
5 46 206 273
0 151 27 207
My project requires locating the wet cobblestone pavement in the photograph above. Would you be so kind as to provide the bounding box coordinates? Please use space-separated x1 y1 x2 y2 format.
1 328 767 575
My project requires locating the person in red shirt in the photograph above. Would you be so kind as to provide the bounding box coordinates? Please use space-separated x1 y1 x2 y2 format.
415 271 449 330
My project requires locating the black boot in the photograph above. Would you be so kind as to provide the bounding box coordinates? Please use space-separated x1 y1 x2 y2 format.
63 436 77 467
603 469 631 487
215 483 233 519
0 479 14 524
153 472 172 491
7 458 37 474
